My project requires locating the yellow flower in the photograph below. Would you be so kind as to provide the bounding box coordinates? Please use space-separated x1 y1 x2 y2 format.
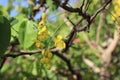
113 0 120 5
42 49 48 56
46 49 52 58
47 52 52 58
57 35 62 39
35 42 40 48
42 49 45 55
112 0 120 24
38 27 46 35
41 57 50 64
37 27 50 40
111 12 117 21
42 48 52 57
35 42 44 49
38 13 47 29
38 21 46 29
54 35 66 49
40 57 50 64
38 31 49 40
41 48 52 70
44 57 50 64
53 35 63 42
55 40 66 49
38 34 47 40
56 35 62 40
114 6 120 16
42 13 46 22
38 27 50 35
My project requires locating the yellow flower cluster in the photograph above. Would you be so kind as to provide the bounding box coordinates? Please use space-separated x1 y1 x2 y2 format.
112 0 120 24
33 39 44 49
54 35 66 49
33 13 50 48
33 13 66 69
41 48 52 69
112 0 120 38
38 13 50 41
33 13 52 69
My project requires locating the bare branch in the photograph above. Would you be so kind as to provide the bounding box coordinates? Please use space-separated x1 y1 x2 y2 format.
64 18 83 52
82 32 93 48
106 30 119 53
90 0 112 21
99 28 119 80
63 0 69 5
53 0 80 12
83 56 100 73
97 45 105 54
77 0 112 32
80 0 85 11
61 13 73 29
96 13 105 44
0 47 82 80
53 0 90 20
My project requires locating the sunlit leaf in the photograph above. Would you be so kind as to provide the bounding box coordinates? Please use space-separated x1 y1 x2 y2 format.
18 19 37 49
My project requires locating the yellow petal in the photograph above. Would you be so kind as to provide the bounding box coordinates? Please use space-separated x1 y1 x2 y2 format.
57 35 62 40
47 52 52 58
41 27 47 32
44 58 50 64
42 49 45 55
55 40 66 49
42 13 46 21
35 42 40 48
38 26 46 35
35 42 44 48
38 34 47 40
111 12 117 21
38 21 46 29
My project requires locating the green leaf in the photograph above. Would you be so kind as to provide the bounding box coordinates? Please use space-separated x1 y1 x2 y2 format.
0 15 11 56
11 14 26 38
46 0 58 11
0 15 4 23
9 17 18 26
18 19 37 49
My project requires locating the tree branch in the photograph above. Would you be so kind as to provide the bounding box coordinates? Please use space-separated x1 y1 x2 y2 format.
77 0 112 32
61 12 73 30
0 48 82 80
106 30 119 53
82 32 93 48
83 56 100 73
96 13 105 44
90 0 112 22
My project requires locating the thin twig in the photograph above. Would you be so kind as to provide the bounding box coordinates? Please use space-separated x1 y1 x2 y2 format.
77 0 112 32
90 0 112 22
96 13 105 44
